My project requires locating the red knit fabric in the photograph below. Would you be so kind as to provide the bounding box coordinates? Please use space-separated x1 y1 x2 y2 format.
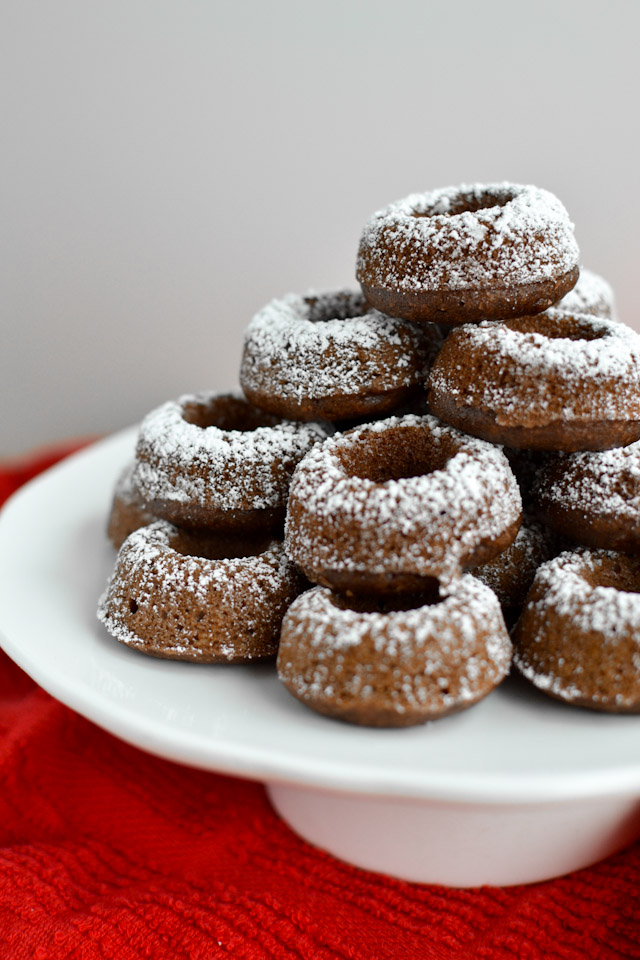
1 445 640 959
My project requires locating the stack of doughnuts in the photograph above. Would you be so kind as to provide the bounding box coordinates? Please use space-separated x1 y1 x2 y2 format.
99 179 640 723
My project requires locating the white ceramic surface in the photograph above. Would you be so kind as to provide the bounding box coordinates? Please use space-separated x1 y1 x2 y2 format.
267 785 640 888
1 430 640 886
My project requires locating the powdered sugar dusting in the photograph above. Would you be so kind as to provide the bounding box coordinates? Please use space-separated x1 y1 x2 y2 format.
132 392 329 511
515 659 588 703
278 578 511 714
536 441 640 522
240 289 437 402
285 414 522 586
98 521 299 659
286 579 505 657
514 549 640 706
528 550 640 638
357 183 578 292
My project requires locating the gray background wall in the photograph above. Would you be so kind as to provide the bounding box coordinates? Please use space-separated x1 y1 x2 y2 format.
2 0 638 455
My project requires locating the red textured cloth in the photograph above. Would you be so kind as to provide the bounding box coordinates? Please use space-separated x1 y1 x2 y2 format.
1 446 640 959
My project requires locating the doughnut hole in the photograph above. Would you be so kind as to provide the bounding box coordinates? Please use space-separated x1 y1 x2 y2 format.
304 291 366 322
328 588 442 614
336 424 461 482
503 312 609 342
580 552 640 594
412 186 514 218
181 393 281 432
163 526 275 562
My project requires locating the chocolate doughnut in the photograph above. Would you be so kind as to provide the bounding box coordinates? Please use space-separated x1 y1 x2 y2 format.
513 548 640 712
533 441 640 552
98 521 304 662
356 183 579 325
131 392 330 533
428 311 640 451
240 290 440 422
285 414 522 594
277 578 512 726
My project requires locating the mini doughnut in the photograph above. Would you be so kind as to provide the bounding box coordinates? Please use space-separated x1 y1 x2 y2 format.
556 267 616 320
107 462 158 549
356 183 579 325
473 518 558 626
277 578 512 726
513 548 640 712
240 289 440 422
428 311 640 452
132 392 330 533
98 521 305 662
285 414 522 594
533 441 640 552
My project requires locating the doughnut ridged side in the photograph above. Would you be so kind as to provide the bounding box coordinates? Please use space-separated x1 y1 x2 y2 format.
513 549 640 712
98 522 305 662
277 579 512 726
